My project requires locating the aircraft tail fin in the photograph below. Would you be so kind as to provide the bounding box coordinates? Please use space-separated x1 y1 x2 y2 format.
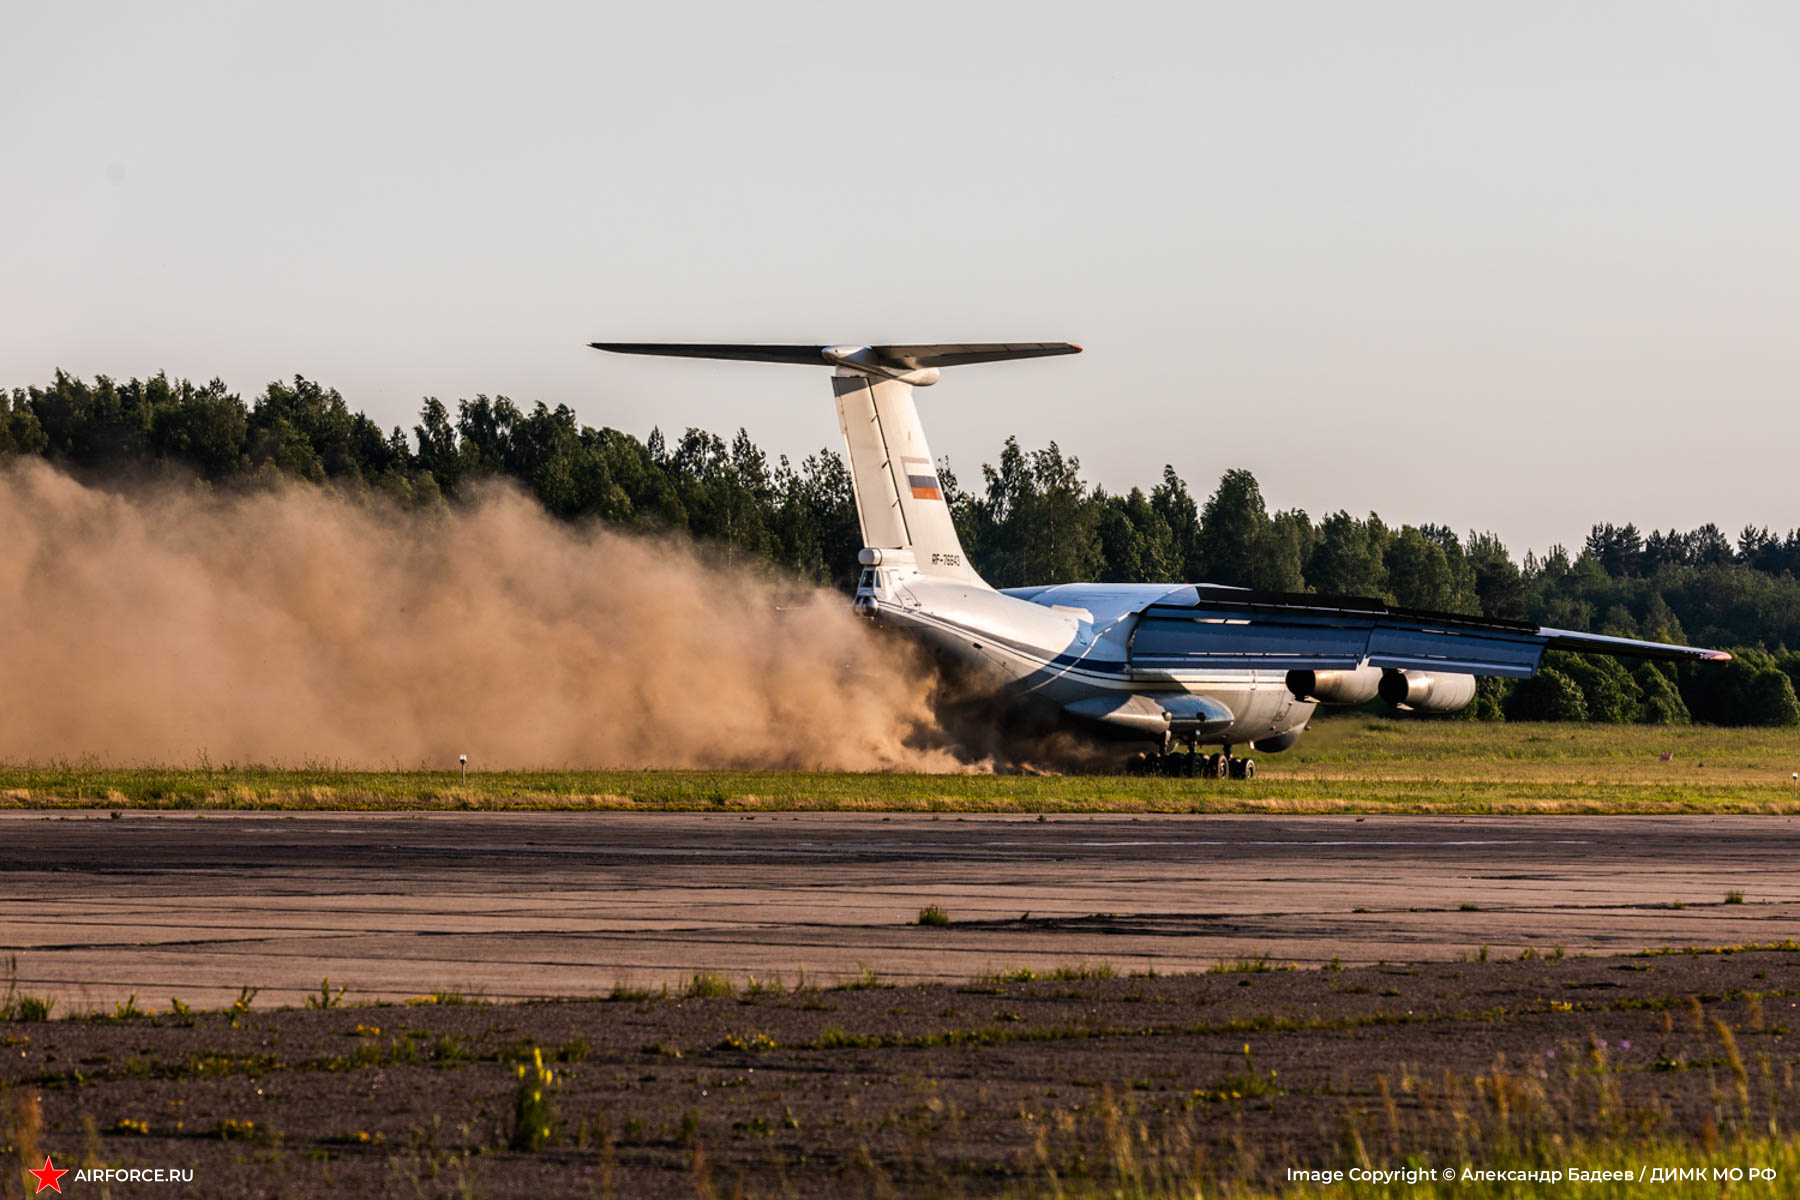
590 342 1081 587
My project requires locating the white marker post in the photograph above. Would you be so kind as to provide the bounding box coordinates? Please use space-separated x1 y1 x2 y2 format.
460 754 468 784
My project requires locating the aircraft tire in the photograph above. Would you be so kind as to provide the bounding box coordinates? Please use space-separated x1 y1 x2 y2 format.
1240 758 1255 781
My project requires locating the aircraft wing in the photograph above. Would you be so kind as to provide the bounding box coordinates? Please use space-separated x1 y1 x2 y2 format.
1128 586 1730 677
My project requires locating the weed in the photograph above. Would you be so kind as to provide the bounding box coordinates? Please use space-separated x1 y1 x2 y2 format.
975 965 1040 985
304 977 347 1009
607 982 655 1002
915 904 950 927
1 957 54 1022
1207 954 1276 975
1460 902 1482 911
683 971 733 999
1725 890 1746 905
742 972 784 998
508 1046 558 1151
834 965 888 991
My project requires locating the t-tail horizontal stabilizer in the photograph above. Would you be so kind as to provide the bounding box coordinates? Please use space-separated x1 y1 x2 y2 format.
589 342 1081 374
589 341 1081 588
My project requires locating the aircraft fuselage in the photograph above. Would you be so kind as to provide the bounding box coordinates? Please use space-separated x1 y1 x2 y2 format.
855 566 1315 751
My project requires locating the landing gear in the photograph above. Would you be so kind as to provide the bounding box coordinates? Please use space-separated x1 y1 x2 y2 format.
1124 741 1257 780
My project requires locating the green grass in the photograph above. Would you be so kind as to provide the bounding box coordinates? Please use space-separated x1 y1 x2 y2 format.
3 719 1797 813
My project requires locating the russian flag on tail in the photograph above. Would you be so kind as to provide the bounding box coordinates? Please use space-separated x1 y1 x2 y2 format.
902 456 942 501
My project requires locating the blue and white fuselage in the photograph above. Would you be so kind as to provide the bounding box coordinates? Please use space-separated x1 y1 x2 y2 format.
855 569 1310 751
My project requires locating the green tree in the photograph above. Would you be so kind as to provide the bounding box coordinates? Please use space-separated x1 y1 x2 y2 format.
1553 653 1643 724
249 376 359 481
1747 670 1800 727
1385 526 1478 613
1250 508 1312 592
971 438 1103 587
1306 511 1388 598
1505 668 1589 722
1097 487 1179 583
1634 663 1690 724
1149 466 1203 581
1465 531 1525 619
1195 468 1268 587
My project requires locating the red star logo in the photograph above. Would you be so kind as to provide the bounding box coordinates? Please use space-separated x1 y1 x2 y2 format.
29 1155 68 1195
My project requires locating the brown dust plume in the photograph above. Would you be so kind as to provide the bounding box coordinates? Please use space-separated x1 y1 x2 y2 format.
0 461 960 769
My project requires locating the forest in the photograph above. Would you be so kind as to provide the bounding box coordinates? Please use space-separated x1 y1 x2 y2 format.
5 370 1799 727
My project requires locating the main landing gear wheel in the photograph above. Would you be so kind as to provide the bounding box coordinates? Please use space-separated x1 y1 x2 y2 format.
1127 746 1257 780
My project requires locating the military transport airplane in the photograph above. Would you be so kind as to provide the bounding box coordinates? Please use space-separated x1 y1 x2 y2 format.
591 342 1730 778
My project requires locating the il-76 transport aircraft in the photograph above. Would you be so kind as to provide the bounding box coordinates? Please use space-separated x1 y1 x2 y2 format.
592 341 1730 778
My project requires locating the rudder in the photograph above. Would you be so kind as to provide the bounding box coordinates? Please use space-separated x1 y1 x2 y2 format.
832 373 983 585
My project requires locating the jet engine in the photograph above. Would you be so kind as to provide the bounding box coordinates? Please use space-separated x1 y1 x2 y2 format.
1286 665 1382 705
1378 669 1477 714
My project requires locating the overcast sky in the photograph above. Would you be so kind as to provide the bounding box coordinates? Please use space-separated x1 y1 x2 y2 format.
5 1 1796 554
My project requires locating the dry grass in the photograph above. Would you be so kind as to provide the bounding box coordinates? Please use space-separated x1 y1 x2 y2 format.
1020 1014 1800 1198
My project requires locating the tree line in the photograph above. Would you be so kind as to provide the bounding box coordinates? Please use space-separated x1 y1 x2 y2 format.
5 370 1799 726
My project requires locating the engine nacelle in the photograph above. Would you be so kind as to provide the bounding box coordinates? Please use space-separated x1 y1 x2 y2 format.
1287 665 1382 705
1378 669 1477 714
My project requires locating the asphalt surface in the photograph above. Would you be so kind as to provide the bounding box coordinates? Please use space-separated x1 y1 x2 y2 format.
5 811 1799 1007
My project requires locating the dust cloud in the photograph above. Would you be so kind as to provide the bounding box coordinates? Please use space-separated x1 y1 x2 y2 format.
0 461 963 770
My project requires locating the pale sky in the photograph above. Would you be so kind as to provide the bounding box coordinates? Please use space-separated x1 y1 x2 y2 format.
5 1 1796 555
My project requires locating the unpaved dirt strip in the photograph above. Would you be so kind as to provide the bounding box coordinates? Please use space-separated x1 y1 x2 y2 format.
3 811 1798 1008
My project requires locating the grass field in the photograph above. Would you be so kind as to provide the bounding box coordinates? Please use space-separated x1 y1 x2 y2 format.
3 718 1799 814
